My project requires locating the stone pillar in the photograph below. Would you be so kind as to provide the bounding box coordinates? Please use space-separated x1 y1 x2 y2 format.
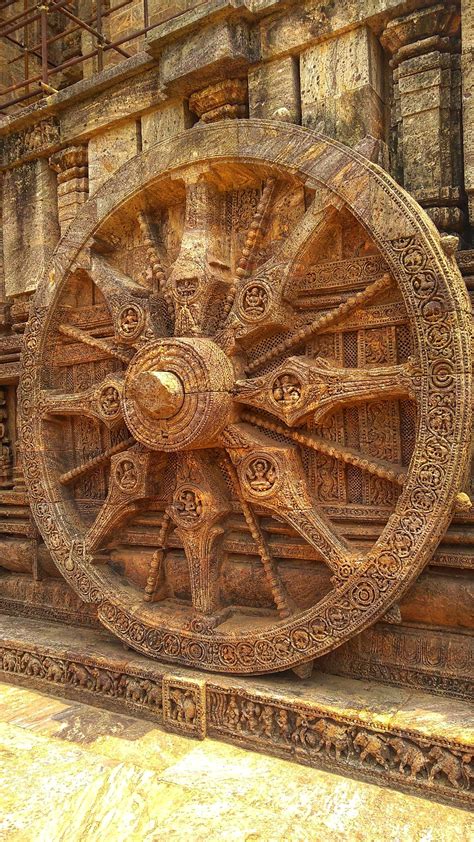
49 146 89 236
381 4 464 234
2 159 60 299
461 0 474 238
248 57 300 124
300 26 386 148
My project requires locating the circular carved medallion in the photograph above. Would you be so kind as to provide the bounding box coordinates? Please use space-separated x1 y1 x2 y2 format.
20 120 471 675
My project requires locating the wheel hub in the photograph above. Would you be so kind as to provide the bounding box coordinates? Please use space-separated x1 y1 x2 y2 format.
122 337 234 451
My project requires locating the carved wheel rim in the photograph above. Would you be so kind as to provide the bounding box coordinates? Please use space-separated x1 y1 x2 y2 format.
20 120 471 674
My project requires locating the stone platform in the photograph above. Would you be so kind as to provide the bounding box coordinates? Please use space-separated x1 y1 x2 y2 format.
0 613 471 810
0 681 471 842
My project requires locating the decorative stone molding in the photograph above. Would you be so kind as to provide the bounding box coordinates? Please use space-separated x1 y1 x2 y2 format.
0 620 471 809
49 145 89 235
2 119 60 169
189 79 248 123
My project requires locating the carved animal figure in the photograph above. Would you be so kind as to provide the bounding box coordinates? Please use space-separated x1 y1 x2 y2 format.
312 718 352 760
353 731 390 769
124 678 148 704
428 747 471 789
170 689 196 724
291 714 319 749
43 658 64 683
20 653 44 677
2 650 17 671
91 668 115 695
388 737 429 779
67 662 92 689
141 681 162 708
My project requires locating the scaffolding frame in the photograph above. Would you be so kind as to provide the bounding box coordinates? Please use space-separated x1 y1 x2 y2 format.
0 0 153 113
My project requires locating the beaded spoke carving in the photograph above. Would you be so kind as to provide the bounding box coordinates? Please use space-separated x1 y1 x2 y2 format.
21 122 471 674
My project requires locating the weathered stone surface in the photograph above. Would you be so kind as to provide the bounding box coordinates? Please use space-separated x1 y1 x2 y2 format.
300 26 385 146
142 99 193 150
0 0 472 811
0 614 472 809
2 160 60 297
88 121 138 194
248 57 300 123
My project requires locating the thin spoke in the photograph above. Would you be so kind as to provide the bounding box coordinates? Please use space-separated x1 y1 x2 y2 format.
58 323 131 365
218 177 277 329
242 411 406 485
245 273 392 374
137 210 167 294
221 454 294 619
143 511 172 602
59 436 134 486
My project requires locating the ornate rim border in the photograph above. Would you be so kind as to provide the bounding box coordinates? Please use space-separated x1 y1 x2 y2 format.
20 120 472 674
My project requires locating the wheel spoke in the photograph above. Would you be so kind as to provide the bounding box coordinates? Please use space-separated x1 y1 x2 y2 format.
245 273 392 374
221 454 295 619
41 373 125 430
236 356 416 426
58 323 131 365
222 189 344 346
166 178 233 337
224 422 358 575
143 511 172 602
59 436 135 486
85 447 165 552
89 254 158 344
168 452 231 615
241 411 407 486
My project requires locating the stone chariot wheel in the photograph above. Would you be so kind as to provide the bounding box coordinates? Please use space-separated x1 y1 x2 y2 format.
20 120 471 675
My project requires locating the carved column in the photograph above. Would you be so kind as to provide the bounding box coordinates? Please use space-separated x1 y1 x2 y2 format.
49 145 89 236
381 4 465 234
0 389 13 489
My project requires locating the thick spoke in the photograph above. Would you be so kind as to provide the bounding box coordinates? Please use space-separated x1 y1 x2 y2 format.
236 356 416 426
241 411 407 486
166 177 233 337
245 273 392 374
85 447 165 552
90 254 158 344
41 373 125 430
225 423 358 575
168 453 231 615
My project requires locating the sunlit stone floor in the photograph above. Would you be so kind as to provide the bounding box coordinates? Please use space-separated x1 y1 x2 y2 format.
0 681 470 841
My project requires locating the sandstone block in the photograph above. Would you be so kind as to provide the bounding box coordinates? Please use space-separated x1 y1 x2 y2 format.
300 26 385 146
88 121 138 194
142 100 192 150
248 57 300 123
3 160 59 297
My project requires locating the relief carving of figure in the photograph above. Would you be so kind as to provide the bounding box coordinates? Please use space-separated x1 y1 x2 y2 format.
245 458 277 493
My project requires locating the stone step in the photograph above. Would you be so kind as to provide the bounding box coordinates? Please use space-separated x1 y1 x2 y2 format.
0 612 471 810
